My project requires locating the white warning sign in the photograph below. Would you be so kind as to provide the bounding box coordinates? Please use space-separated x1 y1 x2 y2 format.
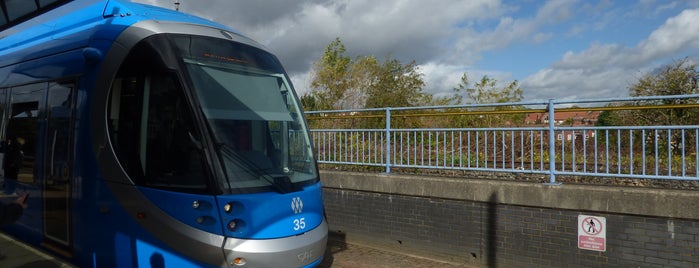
578 214 606 252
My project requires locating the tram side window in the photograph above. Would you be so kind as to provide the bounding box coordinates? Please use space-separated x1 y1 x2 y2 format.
108 74 208 192
3 83 45 190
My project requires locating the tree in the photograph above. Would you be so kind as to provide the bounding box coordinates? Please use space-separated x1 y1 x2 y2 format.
626 58 699 126
621 58 699 155
364 58 427 109
307 38 435 128
360 58 430 128
308 37 352 110
596 108 624 126
309 38 432 111
300 94 320 112
449 73 524 127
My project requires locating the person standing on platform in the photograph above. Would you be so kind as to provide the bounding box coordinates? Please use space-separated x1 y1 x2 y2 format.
3 136 25 195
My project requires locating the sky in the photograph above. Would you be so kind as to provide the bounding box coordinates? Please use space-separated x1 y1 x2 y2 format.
133 0 699 102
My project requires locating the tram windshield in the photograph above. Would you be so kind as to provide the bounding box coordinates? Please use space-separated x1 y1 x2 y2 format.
108 34 317 194
173 35 318 193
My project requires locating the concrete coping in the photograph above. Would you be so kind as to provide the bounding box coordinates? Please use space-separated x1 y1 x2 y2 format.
320 170 699 220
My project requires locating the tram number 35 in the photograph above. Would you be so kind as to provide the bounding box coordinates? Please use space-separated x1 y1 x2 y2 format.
293 217 306 231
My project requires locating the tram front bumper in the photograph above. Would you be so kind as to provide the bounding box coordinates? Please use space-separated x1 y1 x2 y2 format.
222 219 328 268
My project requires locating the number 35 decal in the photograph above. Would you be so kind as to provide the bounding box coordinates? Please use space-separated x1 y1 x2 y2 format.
293 217 306 231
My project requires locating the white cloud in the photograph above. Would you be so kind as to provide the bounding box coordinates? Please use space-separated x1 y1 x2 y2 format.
555 43 628 69
638 8 699 61
134 0 509 73
420 62 517 100
522 67 637 101
523 8 699 101
449 0 576 66
290 71 313 96
131 1 699 104
532 32 554 44
419 63 468 97
536 0 576 23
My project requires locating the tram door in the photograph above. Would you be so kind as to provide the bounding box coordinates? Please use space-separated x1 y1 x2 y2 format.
5 84 44 209
2 82 74 248
42 82 74 248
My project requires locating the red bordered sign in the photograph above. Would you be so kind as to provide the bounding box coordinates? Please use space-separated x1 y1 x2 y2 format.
578 215 606 251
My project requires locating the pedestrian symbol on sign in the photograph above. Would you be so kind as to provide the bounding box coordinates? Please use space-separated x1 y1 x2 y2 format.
582 217 602 235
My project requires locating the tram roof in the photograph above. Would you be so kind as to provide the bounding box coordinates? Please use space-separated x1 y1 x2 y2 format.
0 0 239 65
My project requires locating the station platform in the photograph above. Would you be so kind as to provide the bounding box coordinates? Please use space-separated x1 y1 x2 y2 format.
0 230 471 268
0 232 75 268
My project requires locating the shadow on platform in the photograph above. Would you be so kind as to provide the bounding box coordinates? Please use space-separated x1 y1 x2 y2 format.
317 230 347 268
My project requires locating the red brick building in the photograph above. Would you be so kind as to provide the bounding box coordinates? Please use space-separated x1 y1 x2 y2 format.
525 111 601 141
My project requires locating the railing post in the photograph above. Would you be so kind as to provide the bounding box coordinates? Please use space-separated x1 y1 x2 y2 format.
547 99 558 185
385 107 391 173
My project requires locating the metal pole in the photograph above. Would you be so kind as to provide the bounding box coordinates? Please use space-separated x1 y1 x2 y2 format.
547 99 558 185
385 107 391 173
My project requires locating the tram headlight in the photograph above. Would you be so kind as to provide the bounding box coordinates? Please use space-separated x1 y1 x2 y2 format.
227 219 237 231
232 257 246 266
224 203 232 213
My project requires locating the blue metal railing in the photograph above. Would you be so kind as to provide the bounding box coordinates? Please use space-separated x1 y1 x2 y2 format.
305 95 699 184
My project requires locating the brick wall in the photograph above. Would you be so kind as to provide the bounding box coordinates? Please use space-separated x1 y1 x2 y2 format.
322 172 699 267
324 189 483 264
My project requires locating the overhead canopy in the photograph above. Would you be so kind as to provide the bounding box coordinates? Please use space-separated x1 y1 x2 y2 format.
0 0 71 32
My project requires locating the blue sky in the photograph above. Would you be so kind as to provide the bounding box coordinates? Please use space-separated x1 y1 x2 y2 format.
135 0 699 104
482 1 689 81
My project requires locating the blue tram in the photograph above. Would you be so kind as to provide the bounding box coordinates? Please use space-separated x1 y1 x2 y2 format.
0 0 327 267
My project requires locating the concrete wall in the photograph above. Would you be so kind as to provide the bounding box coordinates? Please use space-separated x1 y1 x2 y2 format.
321 170 699 267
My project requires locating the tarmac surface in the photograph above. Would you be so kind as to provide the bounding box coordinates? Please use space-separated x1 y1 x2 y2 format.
318 237 473 268
0 231 471 268
0 233 74 268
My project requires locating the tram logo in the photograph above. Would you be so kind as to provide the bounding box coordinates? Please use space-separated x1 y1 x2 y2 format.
297 250 314 263
291 197 303 214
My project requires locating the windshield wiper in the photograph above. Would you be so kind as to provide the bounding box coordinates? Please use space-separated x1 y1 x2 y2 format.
217 143 300 193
